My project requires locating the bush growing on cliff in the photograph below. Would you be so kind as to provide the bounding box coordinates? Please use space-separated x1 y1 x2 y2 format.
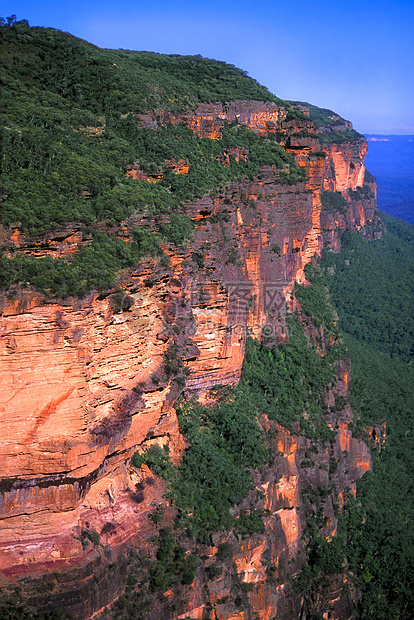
109 290 135 314
170 389 267 538
348 184 375 201
131 445 172 478
242 320 338 439
234 509 265 537
159 213 194 246
149 527 199 591
294 262 339 334
364 170 376 183
318 129 362 144
163 343 184 378
320 190 348 215
0 230 165 298
80 528 100 549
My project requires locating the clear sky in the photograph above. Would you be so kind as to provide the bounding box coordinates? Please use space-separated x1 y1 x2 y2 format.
1 0 413 134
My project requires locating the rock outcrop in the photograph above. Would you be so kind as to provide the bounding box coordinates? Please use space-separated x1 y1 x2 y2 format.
0 100 381 618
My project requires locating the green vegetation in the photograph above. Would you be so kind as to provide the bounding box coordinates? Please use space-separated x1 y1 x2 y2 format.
321 214 414 362
149 528 199 591
348 183 375 201
318 214 414 619
364 170 376 183
294 262 338 333
242 322 337 440
0 586 70 619
0 19 280 117
320 190 348 215
170 388 268 538
131 445 172 478
163 343 185 379
130 387 267 540
304 104 348 129
80 528 100 549
108 534 199 619
317 130 362 144
0 229 168 298
302 103 363 143
242 264 344 440
234 509 265 537
240 263 343 439
219 123 305 185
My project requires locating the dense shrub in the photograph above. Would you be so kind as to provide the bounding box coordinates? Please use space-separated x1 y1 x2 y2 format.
321 214 414 362
172 389 267 537
320 190 348 215
0 231 164 298
149 528 199 591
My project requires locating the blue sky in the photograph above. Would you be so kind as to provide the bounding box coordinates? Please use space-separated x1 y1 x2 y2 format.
1 0 413 134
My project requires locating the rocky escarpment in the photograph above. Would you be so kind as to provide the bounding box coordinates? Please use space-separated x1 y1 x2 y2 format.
0 99 381 618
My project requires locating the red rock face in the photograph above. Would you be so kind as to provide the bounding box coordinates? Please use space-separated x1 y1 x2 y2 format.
125 159 189 182
166 101 289 140
0 223 90 257
0 100 380 618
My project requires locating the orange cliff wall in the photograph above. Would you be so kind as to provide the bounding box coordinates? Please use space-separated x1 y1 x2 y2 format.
0 100 380 619
0 273 176 572
323 140 367 193
167 100 290 139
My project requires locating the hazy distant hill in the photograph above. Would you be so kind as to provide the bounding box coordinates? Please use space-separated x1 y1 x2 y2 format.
364 135 414 224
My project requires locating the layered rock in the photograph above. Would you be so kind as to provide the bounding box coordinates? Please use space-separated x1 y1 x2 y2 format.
0 100 381 618
145 100 291 140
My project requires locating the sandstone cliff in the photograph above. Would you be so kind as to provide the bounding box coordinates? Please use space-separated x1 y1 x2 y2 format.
0 98 381 619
